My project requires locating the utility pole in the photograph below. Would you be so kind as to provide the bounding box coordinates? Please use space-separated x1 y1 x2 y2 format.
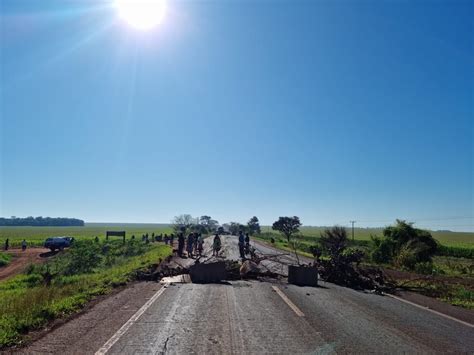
350 221 356 242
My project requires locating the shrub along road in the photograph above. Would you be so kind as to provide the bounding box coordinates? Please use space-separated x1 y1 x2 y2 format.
24 235 474 354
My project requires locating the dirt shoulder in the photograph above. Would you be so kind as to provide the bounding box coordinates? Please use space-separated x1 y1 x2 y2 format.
0 248 50 281
8 281 163 354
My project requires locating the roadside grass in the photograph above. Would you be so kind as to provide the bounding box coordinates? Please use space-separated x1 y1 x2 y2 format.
0 252 12 267
253 236 314 259
431 256 474 277
0 241 171 348
0 223 172 248
261 226 474 248
395 279 474 310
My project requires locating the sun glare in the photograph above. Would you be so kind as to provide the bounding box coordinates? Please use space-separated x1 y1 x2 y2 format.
115 0 167 30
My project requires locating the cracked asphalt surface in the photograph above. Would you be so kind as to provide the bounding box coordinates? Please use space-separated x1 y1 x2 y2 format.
105 235 473 354
23 235 474 354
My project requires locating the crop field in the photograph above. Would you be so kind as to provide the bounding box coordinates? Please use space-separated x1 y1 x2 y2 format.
0 223 173 248
1 223 472 249
262 226 474 248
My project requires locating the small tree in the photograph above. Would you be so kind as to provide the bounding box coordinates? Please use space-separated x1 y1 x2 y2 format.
247 216 261 235
229 222 246 235
199 216 219 234
319 226 348 261
171 214 195 235
272 216 301 242
272 216 302 264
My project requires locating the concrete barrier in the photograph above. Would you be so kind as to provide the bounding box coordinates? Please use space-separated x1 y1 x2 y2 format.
288 265 318 287
189 262 227 283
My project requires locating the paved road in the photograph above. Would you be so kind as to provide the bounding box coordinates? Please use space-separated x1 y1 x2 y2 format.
100 235 473 354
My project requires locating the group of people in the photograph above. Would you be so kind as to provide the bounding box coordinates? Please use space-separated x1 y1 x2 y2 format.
131 233 176 244
177 232 204 258
3 238 27 251
238 231 251 259
175 231 251 259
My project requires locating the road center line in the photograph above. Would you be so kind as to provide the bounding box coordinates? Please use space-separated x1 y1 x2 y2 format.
272 286 305 317
95 286 167 355
385 293 474 328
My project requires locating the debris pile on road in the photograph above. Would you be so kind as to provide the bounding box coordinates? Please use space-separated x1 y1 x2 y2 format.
317 259 389 292
135 261 187 282
135 247 290 283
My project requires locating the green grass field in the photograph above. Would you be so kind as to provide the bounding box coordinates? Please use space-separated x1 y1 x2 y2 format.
0 223 472 249
262 226 474 248
0 223 173 248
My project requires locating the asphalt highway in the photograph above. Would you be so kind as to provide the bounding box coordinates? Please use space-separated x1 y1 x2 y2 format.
100 235 473 354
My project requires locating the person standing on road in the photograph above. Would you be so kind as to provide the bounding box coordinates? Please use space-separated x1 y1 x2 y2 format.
238 231 245 259
178 233 185 257
187 233 194 258
213 234 221 256
193 233 198 254
245 233 250 255
4 238 9 251
21 239 27 251
197 233 204 256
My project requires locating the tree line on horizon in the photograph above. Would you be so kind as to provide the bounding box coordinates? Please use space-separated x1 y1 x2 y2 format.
171 214 261 236
0 216 85 227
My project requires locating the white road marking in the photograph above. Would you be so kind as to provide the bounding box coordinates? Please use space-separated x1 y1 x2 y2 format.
385 293 474 328
95 286 167 355
272 286 305 317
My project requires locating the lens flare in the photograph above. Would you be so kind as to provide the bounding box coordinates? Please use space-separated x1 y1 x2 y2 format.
115 0 167 30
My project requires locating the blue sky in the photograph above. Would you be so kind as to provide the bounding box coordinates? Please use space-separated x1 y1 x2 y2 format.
1 0 473 231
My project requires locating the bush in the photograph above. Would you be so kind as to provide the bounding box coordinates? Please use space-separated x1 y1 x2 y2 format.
370 236 395 264
414 262 434 275
0 253 11 267
309 245 322 258
394 244 417 270
320 226 348 259
370 220 439 267
383 220 438 263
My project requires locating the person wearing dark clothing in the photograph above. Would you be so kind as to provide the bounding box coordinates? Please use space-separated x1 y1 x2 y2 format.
187 233 194 258
178 233 185 257
245 233 250 254
21 239 27 251
4 238 9 251
197 233 204 256
238 231 245 259
213 234 221 256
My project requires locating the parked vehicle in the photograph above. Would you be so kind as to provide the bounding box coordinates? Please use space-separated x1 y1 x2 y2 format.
44 236 74 251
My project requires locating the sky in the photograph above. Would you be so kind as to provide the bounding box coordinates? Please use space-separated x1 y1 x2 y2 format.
0 0 473 231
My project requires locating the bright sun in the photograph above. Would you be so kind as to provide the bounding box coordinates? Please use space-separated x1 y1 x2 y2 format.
115 0 167 30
